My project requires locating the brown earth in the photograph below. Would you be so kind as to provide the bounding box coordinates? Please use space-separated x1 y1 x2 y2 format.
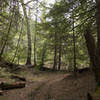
0 69 96 100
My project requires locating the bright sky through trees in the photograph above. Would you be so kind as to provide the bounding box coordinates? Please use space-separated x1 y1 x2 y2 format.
24 0 55 5
20 0 55 21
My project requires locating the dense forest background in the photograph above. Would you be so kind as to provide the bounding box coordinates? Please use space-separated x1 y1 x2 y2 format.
0 0 96 69
1 0 100 100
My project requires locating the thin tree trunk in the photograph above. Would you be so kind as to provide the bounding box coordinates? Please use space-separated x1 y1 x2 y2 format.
34 18 37 66
0 35 5 52
12 19 23 63
0 15 13 59
17 55 20 64
34 34 36 66
58 41 62 71
20 0 32 65
40 43 47 67
53 32 57 70
33 0 39 66
72 9 77 77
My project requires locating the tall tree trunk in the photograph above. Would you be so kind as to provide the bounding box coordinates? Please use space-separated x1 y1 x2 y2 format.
72 9 77 77
96 0 100 53
34 33 36 66
12 19 23 63
33 0 39 66
53 32 57 70
34 16 37 66
40 43 47 67
73 25 77 77
93 0 100 85
84 30 100 85
58 41 62 71
20 0 32 65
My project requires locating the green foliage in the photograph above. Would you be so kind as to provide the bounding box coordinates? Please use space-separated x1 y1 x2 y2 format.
0 0 97 70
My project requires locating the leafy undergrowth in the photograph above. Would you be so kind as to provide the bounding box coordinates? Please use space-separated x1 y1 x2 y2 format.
0 67 11 78
0 67 14 83
95 87 100 95
91 87 100 100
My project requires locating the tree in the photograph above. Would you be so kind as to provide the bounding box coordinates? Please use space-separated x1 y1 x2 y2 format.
53 30 57 70
20 0 32 65
0 1 15 60
96 0 100 52
58 37 62 70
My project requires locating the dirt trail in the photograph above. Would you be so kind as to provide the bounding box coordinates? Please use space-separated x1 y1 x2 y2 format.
0 71 96 100
31 73 68 100
0 72 69 100
31 72 96 100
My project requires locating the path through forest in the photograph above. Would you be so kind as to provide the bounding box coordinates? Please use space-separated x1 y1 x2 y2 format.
0 69 96 100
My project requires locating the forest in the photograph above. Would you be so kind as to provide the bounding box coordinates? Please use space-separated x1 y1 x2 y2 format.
0 0 100 100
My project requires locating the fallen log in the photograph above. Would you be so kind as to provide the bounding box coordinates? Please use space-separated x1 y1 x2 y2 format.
77 68 90 73
40 67 53 71
0 82 25 90
10 75 26 81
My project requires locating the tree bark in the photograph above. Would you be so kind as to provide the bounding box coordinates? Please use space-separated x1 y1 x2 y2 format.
84 30 100 85
96 0 100 54
34 34 36 66
33 0 39 66
53 32 57 70
58 41 62 71
20 0 32 65
12 19 23 63
40 43 47 67
72 9 77 77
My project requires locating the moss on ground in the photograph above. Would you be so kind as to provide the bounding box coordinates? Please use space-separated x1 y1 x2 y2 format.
94 87 100 96
90 87 100 100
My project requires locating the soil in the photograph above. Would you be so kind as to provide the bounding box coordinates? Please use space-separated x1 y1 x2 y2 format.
0 68 96 100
